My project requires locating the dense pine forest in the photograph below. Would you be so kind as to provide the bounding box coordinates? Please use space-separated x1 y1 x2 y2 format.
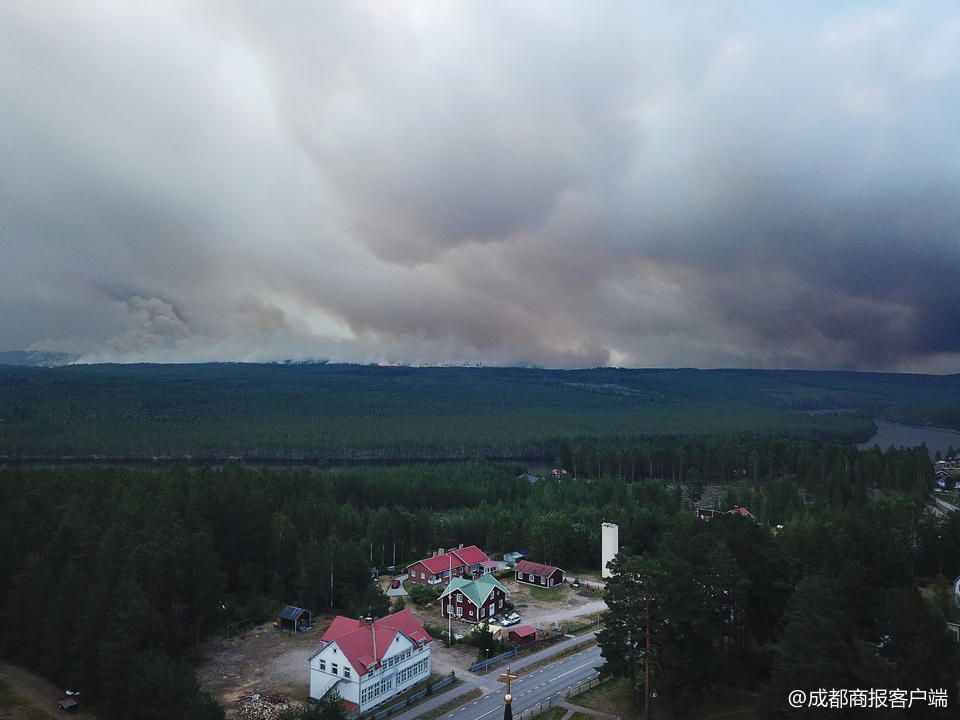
2 433 957 718
9 363 960 459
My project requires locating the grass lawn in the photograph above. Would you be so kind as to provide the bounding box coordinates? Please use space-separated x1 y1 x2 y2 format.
538 708 568 720
0 678 52 720
572 677 635 717
528 586 568 603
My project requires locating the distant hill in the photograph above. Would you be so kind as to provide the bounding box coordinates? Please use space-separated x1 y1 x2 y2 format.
0 350 78 367
1 363 959 460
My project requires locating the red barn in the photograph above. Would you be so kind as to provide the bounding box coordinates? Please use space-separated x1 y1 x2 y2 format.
405 544 491 585
439 575 509 624
515 560 564 588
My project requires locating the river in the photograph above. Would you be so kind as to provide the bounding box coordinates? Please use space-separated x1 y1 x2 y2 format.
859 419 960 458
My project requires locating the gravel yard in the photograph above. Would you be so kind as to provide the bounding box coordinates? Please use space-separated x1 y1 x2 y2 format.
197 621 330 716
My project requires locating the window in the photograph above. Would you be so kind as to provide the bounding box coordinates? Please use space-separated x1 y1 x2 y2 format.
456 606 462 617
480 606 485 617
344 667 351 679
318 659 326 672
331 663 339 675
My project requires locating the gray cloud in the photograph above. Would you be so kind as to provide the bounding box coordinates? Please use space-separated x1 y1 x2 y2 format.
2 1 960 370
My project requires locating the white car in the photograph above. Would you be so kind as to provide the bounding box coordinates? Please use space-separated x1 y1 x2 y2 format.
501 614 521 627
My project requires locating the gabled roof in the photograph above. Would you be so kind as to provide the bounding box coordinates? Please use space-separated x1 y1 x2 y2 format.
415 553 467 575
516 559 563 577
451 545 490 565
278 605 309 621
439 574 508 607
408 545 490 575
316 610 432 676
509 625 536 638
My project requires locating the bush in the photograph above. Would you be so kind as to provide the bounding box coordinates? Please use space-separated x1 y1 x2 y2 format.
409 584 442 606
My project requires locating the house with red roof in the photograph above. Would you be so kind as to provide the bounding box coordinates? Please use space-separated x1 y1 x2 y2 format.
308 609 433 714
508 625 537 645
515 559 565 588
405 544 492 585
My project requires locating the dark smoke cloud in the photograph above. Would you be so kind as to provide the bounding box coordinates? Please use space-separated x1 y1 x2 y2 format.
2 1 959 370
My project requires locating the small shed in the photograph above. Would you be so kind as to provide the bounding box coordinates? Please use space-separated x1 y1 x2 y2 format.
277 605 312 632
508 625 537 645
502 551 527 567
57 698 80 712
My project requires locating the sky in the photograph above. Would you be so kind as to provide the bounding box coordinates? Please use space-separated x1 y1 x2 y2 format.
2 1 959 371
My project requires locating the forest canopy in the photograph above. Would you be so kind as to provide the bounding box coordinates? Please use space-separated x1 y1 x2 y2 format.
7 362 960 458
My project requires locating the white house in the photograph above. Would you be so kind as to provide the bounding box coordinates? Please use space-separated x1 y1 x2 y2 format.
308 609 433 714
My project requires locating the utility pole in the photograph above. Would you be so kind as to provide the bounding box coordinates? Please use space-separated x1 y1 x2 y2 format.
644 594 651 720
448 551 453 647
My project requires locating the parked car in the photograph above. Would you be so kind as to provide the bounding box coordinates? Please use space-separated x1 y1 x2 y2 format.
501 613 521 627
390 579 402 589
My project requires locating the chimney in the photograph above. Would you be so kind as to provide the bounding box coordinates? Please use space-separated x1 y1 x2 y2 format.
459 543 464 549
365 617 378 666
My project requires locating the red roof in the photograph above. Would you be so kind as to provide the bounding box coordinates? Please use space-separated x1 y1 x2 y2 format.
410 546 490 575
451 545 490 565
516 559 563 577
509 625 536 638
319 609 432 676
728 506 755 518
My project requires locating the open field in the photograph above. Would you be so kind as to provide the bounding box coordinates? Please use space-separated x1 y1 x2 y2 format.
196 621 330 713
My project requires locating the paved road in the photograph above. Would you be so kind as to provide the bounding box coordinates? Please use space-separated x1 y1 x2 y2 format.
444 645 604 720
390 634 602 720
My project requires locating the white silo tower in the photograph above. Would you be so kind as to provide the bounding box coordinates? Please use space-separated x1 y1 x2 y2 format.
601 522 619 578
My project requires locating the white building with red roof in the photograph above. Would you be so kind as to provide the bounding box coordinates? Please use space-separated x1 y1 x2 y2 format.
308 609 433 713
405 544 492 585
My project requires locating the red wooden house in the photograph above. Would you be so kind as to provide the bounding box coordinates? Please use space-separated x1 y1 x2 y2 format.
515 560 564 588
438 575 509 624
405 544 491 585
